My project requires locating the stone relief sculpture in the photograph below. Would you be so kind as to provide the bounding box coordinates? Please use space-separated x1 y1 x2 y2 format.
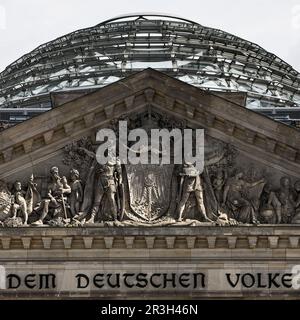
72 147 124 224
176 148 228 223
0 180 13 224
69 169 84 218
276 177 296 224
292 180 300 223
259 184 282 224
0 176 40 227
211 168 227 205
177 162 212 223
11 181 28 225
0 113 300 227
222 171 265 224
31 167 71 226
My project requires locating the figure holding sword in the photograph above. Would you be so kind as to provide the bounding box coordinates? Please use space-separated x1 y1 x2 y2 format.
74 147 125 223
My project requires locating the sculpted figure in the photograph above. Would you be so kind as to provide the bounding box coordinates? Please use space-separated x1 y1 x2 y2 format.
74 148 124 223
222 171 264 224
177 162 212 223
11 181 28 225
69 169 83 217
32 167 71 226
212 169 227 204
276 177 296 224
292 180 300 223
176 149 227 223
96 158 123 222
26 174 41 214
259 183 281 224
0 180 12 221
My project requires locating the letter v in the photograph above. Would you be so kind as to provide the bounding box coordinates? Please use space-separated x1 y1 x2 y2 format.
226 273 240 288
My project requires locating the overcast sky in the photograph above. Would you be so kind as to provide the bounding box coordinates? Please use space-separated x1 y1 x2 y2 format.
0 0 300 72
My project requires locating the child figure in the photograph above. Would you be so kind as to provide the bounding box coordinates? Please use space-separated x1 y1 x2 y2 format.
69 169 83 217
11 181 28 225
212 169 226 204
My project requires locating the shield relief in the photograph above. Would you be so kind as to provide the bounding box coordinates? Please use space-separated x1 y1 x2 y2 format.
125 163 175 222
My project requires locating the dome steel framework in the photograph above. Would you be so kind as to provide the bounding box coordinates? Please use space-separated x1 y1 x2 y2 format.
1 13 300 125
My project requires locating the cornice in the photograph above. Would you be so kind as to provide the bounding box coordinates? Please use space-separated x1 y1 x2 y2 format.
0 69 299 179
0 226 299 252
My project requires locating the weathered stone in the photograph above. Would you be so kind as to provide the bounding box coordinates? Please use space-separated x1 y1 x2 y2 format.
227 236 237 249
268 236 279 249
63 237 73 249
83 237 93 249
43 130 54 145
289 236 299 248
64 122 74 136
124 96 135 110
0 69 299 300
124 236 135 249
21 237 31 249
145 237 155 249
207 236 217 249
84 113 95 127
144 88 155 102
42 237 52 249
103 237 114 249
165 236 176 249
186 236 196 249
1 237 11 249
248 236 258 249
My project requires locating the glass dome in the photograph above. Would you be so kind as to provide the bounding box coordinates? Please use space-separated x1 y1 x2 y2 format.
1 13 300 124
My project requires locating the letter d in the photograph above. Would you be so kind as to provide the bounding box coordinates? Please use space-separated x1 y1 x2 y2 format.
76 274 90 289
7 274 20 289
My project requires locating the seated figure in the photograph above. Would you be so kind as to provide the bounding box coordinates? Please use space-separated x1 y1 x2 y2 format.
222 171 264 224
259 184 281 224
31 167 71 226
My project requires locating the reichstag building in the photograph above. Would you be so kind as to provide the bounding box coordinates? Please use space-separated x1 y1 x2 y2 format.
0 14 299 299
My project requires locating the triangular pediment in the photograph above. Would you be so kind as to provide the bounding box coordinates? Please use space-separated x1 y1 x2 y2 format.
0 68 299 181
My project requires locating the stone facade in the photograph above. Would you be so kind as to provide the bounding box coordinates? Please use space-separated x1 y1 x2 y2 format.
0 69 300 298
0 226 299 298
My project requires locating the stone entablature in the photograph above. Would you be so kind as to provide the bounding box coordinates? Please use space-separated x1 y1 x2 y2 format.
0 226 300 251
0 226 299 300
